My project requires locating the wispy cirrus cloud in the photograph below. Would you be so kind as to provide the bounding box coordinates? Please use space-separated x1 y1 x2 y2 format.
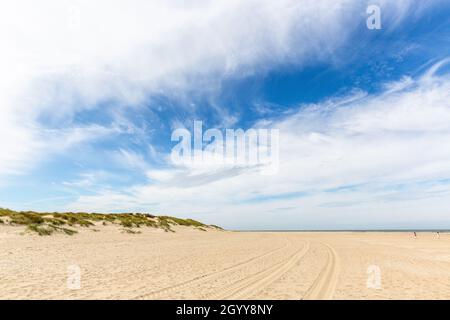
0 0 434 176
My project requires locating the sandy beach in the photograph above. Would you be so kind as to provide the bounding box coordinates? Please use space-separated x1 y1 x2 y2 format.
1 225 449 300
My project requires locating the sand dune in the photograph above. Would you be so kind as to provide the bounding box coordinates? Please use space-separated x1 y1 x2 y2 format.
1 225 449 299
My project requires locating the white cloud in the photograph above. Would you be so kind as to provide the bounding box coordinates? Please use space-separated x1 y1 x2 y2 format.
0 0 426 176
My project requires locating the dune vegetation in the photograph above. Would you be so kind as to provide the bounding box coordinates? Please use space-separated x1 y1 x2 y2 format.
0 208 221 236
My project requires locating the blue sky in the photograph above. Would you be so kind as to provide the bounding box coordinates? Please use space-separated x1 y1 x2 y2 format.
1 1 450 229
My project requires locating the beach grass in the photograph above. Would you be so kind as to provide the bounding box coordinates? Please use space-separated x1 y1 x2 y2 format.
0 208 221 236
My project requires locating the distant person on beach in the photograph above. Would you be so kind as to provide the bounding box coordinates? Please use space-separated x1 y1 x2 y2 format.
413 232 417 238
437 231 440 239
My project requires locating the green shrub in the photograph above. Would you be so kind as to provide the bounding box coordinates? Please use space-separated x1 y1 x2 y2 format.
27 224 54 236
57 227 78 236
122 228 141 234
159 216 205 227
45 218 66 226
120 219 134 228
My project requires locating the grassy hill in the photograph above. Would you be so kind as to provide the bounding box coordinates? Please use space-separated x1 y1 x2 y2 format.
0 208 221 236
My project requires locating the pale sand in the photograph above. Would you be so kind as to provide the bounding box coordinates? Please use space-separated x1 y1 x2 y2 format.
1 225 449 299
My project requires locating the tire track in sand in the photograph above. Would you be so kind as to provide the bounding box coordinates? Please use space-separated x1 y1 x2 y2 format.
205 242 310 300
135 239 291 299
303 243 339 300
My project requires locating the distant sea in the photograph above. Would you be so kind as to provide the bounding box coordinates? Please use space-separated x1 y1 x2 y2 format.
236 229 450 233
